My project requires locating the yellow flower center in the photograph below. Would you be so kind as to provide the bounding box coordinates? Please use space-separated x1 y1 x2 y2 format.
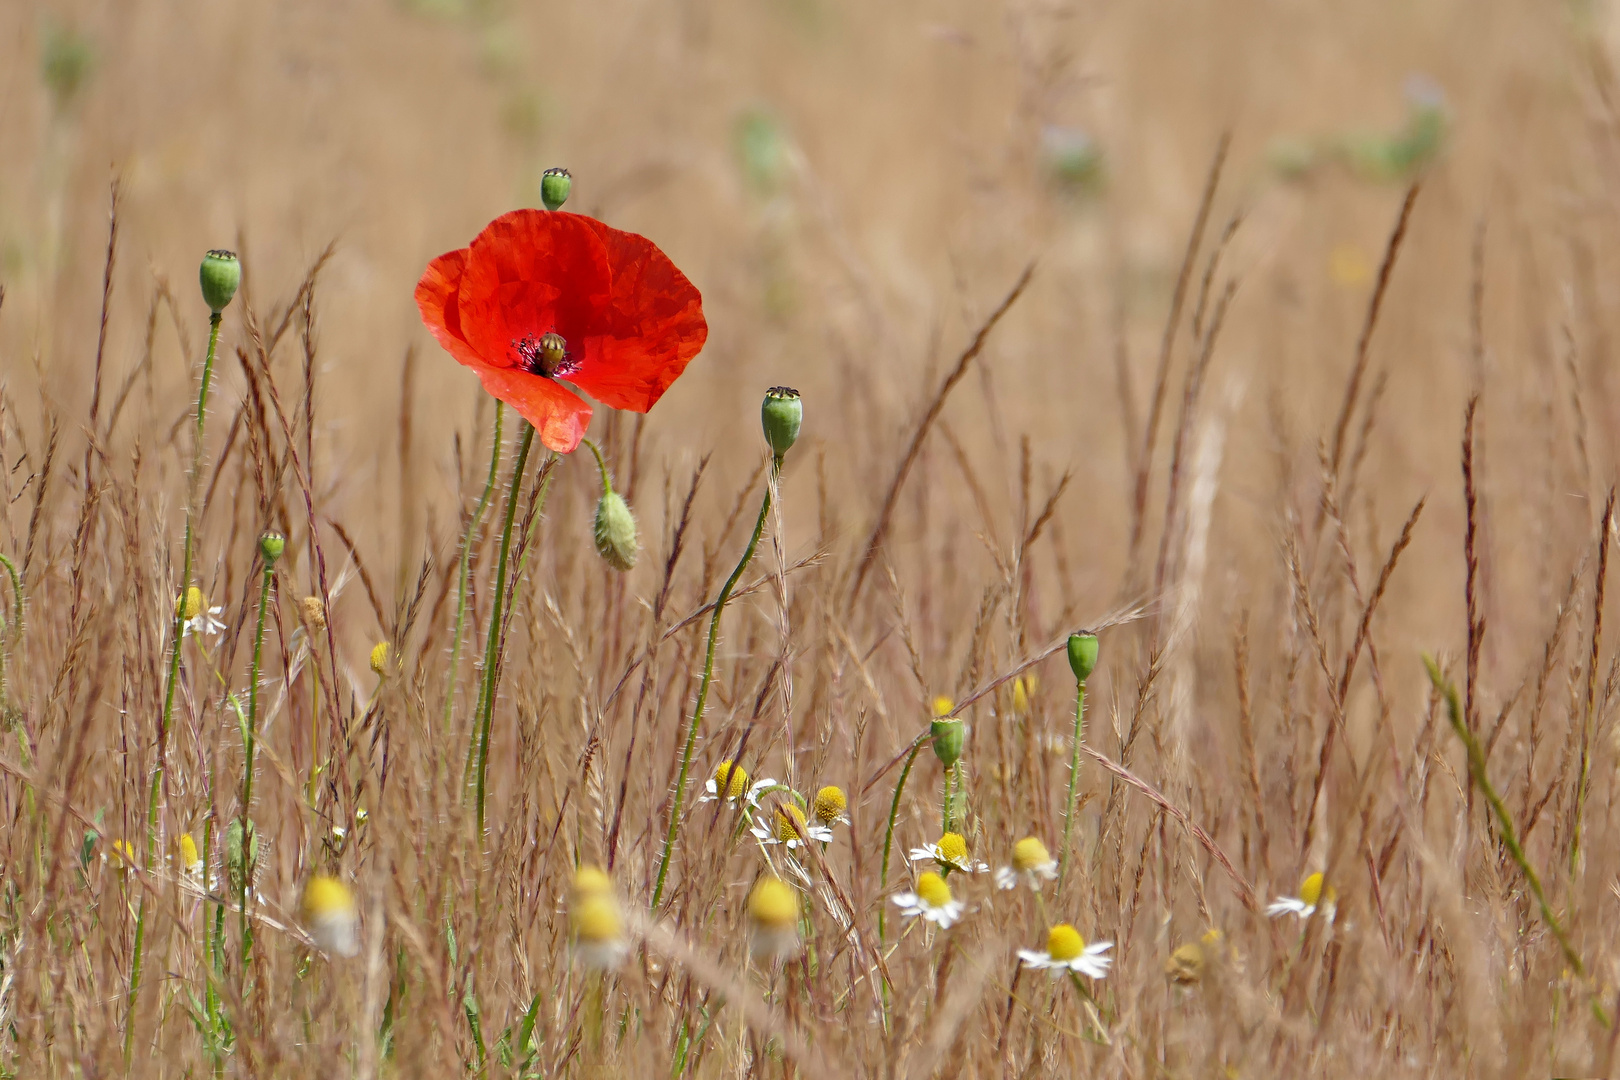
112 839 136 866
773 804 809 843
710 760 750 799
915 872 953 909
177 586 206 620
1011 836 1051 872
1299 872 1335 908
571 895 622 944
1167 942 1205 982
1012 674 1036 713
935 832 968 866
370 641 392 676
813 785 847 824
749 877 799 929
178 833 199 868
572 866 612 899
1046 924 1085 962
1200 927 1224 946
302 875 356 920
932 695 955 718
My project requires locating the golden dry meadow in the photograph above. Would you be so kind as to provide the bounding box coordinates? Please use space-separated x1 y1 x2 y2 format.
4 0 1620 1075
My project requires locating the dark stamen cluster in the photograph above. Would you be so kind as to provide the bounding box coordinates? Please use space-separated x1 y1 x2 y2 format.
513 332 577 378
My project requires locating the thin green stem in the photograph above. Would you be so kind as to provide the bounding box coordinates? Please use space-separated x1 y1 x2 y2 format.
651 454 781 911
127 308 220 1067
879 734 929 945
581 437 613 496
473 421 535 839
1060 682 1088 880
238 559 273 972
444 401 504 737
1424 655 1585 978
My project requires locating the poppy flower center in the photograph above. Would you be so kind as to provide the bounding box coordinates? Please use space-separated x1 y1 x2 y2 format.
514 331 577 378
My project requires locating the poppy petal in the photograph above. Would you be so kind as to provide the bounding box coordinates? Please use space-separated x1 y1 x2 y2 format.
569 217 707 413
475 366 593 454
415 249 486 370
456 210 612 370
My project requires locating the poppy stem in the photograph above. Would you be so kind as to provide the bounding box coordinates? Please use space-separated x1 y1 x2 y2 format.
1060 680 1087 881
651 453 781 911
581 437 613 496
473 420 535 840
128 307 220 1067
444 401 504 738
238 554 273 975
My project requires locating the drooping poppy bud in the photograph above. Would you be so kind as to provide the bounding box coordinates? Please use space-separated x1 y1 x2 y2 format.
199 250 240 314
259 531 285 564
931 716 965 769
540 167 572 211
594 489 639 571
761 386 802 457
1067 633 1099 683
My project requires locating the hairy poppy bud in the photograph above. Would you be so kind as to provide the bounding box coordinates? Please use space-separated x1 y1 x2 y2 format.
594 490 639 571
1067 633 1099 683
931 716 965 769
540 167 572 211
259 531 285 564
761 386 802 457
199 250 240 314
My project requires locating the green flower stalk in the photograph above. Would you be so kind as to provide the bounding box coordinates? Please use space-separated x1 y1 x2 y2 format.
652 388 802 909
443 402 504 736
1060 633 1099 879
127 248 236 1066
238 532 280 969
473 421 536 838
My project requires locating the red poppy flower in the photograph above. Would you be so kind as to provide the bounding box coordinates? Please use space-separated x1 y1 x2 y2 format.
416 210 707 453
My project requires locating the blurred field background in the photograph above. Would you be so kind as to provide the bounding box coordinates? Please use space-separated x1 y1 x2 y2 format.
6 0 1620 1074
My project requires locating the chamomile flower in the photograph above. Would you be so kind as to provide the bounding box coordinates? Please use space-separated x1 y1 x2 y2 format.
109 839 137 874
1266 871 1336 921
177 586 225 637
812 785 850 827
751 803 833 849
178 833 203 878
748 876 802 960
1018 923 1113 979
700 760 775 807
301 875 360 958
995 836 1059 890
910 832 988 875
891 871 965 928
569 867 627 969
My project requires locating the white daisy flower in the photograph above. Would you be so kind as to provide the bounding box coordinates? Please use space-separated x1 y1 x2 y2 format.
1018 924 1112 979
750 804 833 849
1267 872 1336 922
995 836 1059 890
910 832 989 874
811 785 850 827
891 872 965 929
699 760 775 807
177 587 226 637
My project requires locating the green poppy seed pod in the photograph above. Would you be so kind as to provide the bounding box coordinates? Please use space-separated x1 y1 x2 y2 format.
258 531 285 564
761 386 802 457
541 167 572 211
931 717 965 769
199 250 241 314
1068 633 1099 684
594 489 639 571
